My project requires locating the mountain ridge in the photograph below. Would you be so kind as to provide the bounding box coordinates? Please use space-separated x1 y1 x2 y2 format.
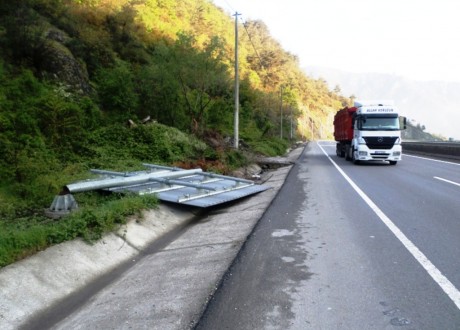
305 66 460 141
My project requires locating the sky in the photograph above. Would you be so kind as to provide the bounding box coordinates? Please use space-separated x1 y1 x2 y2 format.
212 0 460 82
211 0 460 139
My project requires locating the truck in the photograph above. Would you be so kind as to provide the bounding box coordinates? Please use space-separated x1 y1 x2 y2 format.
333 101 406 165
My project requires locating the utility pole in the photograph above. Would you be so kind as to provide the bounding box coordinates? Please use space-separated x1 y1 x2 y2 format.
280 85 283 139
233 12 241 149
310 117 314 140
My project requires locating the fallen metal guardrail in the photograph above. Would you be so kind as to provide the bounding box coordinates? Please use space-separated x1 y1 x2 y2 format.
403 142 460 160
46 164 270 218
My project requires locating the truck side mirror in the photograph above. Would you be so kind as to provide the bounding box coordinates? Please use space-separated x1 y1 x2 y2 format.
399 116 407 130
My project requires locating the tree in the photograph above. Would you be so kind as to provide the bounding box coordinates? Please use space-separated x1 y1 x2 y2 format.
138 43 185 128
171 33 231 134
95 60 139 121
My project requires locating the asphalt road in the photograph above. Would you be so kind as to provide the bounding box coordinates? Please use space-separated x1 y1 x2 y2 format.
196 141 460 329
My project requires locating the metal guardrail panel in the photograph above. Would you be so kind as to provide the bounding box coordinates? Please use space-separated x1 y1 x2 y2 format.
148 181 268 207
64 164 270 208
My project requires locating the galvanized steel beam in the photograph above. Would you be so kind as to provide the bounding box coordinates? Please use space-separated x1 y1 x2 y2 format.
47 164 270 218
65 169 203 193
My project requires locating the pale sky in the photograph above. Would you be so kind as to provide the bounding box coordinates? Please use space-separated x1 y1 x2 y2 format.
212 0 460 83
212 0 460 139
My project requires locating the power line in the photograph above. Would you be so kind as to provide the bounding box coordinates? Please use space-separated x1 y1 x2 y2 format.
241 19 265 70
214 0 236 13
213 1 265 70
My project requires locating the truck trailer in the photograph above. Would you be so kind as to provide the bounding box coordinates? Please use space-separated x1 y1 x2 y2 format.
333 101 406 165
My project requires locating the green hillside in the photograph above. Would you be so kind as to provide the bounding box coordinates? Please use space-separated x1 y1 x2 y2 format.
0 0 347 266
402 120 446 141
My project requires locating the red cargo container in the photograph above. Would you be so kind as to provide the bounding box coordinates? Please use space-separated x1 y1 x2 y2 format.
333 106 356 142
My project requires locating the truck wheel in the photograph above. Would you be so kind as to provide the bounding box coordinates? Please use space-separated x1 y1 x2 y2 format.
345 146 351 161
389 161 397 165
336 144 345 157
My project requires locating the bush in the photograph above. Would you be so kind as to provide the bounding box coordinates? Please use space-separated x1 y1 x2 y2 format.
94 60 139 121
249 137 290 157
225 149 248 170
84 122 209 168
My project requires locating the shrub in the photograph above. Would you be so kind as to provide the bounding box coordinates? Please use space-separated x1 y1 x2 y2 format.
94 60 139 121
84 122 209 168
249 137 290 157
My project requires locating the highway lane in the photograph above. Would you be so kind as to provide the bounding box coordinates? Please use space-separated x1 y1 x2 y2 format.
326 143 460 291
196 141 460 329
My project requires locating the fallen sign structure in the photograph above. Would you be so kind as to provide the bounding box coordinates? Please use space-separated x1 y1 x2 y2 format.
46 164 270 218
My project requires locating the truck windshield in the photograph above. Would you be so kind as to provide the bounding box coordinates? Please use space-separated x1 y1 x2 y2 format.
360 116 399 130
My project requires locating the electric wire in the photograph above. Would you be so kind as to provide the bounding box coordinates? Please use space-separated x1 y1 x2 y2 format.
241 19 265 70
213 0 265 71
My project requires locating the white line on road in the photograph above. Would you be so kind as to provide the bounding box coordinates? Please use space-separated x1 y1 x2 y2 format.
405 154 460 166
317 142 460 310
434 176 460 187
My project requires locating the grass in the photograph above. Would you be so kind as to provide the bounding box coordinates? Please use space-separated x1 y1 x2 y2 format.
0 193 158 268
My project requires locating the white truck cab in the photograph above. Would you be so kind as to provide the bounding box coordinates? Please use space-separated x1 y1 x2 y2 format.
350 101 406 165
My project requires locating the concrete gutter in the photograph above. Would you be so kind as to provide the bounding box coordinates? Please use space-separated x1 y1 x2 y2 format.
0 145 304 330
0 205 195 329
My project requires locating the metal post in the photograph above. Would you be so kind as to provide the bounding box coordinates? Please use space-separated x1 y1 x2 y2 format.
280 86 283 139
233 12 241 149
310 117 314 140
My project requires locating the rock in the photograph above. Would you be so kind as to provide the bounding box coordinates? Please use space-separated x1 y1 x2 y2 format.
40 28 93 94
255 156 293 169
231 163 262 180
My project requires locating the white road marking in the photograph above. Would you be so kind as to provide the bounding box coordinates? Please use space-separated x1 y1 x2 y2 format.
317 142 460 310
405 154 460 166
434 176 460 187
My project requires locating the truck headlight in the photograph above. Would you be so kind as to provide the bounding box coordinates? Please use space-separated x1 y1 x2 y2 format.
358 137 366 145
394 137 401 145
393 151 401 156
359 151 368 156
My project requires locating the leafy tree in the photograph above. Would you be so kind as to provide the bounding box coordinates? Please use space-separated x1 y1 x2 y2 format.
0 4 48 66
140 43 187 128
34 86 96 159
94 60 139 121
170 33 231 134
105 4 151 64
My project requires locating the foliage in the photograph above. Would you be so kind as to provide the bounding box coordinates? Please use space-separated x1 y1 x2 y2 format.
249 137 290 157
83 122 209 168
94 60 139 121
136 50 185 127
172 33 231 134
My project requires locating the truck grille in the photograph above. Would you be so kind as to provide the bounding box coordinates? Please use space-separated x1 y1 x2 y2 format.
364 136 398 150
370 152 390 160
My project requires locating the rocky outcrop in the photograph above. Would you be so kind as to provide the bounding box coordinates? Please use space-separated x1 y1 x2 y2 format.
39 27 93 95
